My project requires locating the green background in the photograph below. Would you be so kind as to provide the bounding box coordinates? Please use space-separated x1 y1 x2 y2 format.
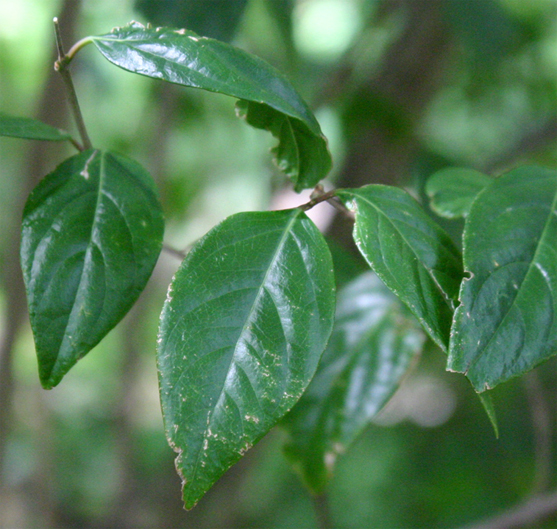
1 0 557 527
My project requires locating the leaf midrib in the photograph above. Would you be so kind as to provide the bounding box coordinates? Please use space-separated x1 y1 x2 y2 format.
52 150 105 381
458 183 557 385
185 209 301 503
354 192 456 312
93 35 310 130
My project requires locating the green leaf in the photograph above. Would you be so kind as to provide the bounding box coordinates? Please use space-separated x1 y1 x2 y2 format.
0 113 72 142
21 150 164 389
442 0 523 69
283 272 424 493
478 391 499 438
90 22 331 191
157 209 335 509
134 0 248 42
448 166 557 391
426 167 493 219
236 100 332 191
336 185 463 351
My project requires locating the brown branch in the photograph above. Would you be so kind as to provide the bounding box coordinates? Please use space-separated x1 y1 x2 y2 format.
523 370 553 494
325 0 453 249
163 243 188 260
483 117 557 174
0 0 83 489
53 17 92 150
461 489 557 529
312 493 334 529
335 0 452 188
103 294 149 529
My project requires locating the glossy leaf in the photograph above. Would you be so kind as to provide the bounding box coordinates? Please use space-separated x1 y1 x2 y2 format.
442 0 523 69
21 149 164 389
478 391 499 438
336 185 463 351
448 166 557 391
134 0 248 41
90 22 331 191
426 167 493 219
157 209 335 509
0 112 72 142
236 100 331 192
283 272 424 493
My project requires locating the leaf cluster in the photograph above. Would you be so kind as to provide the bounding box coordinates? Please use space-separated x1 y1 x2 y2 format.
3 19 557 509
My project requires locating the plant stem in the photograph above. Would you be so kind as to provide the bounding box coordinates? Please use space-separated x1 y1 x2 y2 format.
312 493 333 529
163 243 189 260
53 17 92 151
523 370 553 494
461 489 557 529
300 188 353 218
64 36 94 62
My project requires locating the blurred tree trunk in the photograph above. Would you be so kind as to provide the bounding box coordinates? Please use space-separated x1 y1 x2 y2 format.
0 0 82 501
326 0 452 242
340 0 451 186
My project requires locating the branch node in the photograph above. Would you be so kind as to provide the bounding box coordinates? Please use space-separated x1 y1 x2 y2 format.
300 187 353 218
53 17 92 151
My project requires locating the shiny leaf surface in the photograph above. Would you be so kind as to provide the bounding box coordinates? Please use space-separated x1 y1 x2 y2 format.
90 22 331 191
157 209 335 509
426 167 493 219
283 272 424 493
0 113 72 142
21 150 164 388
478 391 499 438
236 100 331 192
448 166 557 391
337 185 463 351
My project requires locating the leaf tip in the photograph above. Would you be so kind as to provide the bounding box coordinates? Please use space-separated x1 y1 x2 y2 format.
39 370 61 390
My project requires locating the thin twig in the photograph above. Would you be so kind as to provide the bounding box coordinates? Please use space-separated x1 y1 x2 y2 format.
299 188 353 219
483 118 557 174
523 370 553 494
64 35 94 62
312 493 334 529
162 243 189 261
53 17 92 151
69 137 83 151
461 489 557 529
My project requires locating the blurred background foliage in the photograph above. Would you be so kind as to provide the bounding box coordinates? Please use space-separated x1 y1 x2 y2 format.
1 0 557 528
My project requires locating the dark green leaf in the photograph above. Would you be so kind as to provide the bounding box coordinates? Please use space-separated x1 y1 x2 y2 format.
283 272 424 493
326 236 367 288
0 113 72 142
263 0 295 54
134 0 248 42
21 149 164 389
426 167 493 219
236 100 332 191
478 391 499 438
90 22 331 191
336 185 463 351
157 209 335 509
448 166 557 391
442 0 523 69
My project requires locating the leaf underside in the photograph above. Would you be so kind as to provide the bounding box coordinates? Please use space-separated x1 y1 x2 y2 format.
283 271 424 493
91 22 331 191
0 112 72 142
157 209 335 509
426 167 494 219
236 100 331 191
134 0 248 42
448 166 557 391
21 149 164 388
336 185 463 352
